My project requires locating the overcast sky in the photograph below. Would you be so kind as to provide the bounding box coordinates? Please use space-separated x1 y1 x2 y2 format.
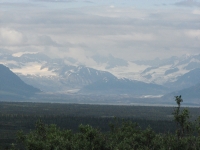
0 0 200 61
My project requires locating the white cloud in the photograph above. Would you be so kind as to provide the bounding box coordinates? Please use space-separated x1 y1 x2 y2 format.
0 2 200 61
101 33 156 42
11 62 57 76
29 35 61 46
0 28 26 46
193 9 200 14
64 48 98 67
12 51 38 57
185 30 200 40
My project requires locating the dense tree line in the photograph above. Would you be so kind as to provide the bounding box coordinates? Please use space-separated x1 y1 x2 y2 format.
1 101 185 148
0 115 176 148
1 102 199 120
1 96 200 150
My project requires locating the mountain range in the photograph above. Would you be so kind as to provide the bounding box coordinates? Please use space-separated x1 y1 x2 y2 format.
80 77 167 96
134 54 200 86
1 50 200 101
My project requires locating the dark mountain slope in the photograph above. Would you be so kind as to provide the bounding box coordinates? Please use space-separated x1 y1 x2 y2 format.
165 68 200 90
0 64 40 99
79 77 168 95
163 83 200 100
175 83 200 99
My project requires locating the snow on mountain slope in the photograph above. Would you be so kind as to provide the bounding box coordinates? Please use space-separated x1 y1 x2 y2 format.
89 53 200 86
164 68 200 91
104 61 149 81
1 51 200 93
140 64 190 84
0 52 119 92
133 54 200 84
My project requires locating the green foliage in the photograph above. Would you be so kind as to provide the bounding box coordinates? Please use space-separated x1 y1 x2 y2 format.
107 121 159 149
173 95 193 138
17 120 73 150
2 96 200 150
72 124 107 150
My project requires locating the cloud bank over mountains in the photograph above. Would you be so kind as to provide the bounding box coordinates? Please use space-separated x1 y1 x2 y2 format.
0 0 200 63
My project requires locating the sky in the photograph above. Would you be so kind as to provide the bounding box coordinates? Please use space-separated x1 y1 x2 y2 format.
0 0 200 62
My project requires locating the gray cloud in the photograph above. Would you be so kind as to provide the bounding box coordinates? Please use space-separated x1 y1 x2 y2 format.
32 35 62 47
0 2 200 61
174 0 200 7
32 0 74 1
0 2 39 8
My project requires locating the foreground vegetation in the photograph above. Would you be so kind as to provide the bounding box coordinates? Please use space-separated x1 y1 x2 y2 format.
0 96 200 149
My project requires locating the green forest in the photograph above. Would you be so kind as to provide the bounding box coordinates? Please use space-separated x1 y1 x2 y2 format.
0 96 200 150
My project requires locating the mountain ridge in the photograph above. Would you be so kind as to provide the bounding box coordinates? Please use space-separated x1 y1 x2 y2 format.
79 77 169 95
1 51 200 98
0 64 40 100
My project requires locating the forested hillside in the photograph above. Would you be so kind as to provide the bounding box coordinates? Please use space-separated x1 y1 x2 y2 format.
1 96 200 150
